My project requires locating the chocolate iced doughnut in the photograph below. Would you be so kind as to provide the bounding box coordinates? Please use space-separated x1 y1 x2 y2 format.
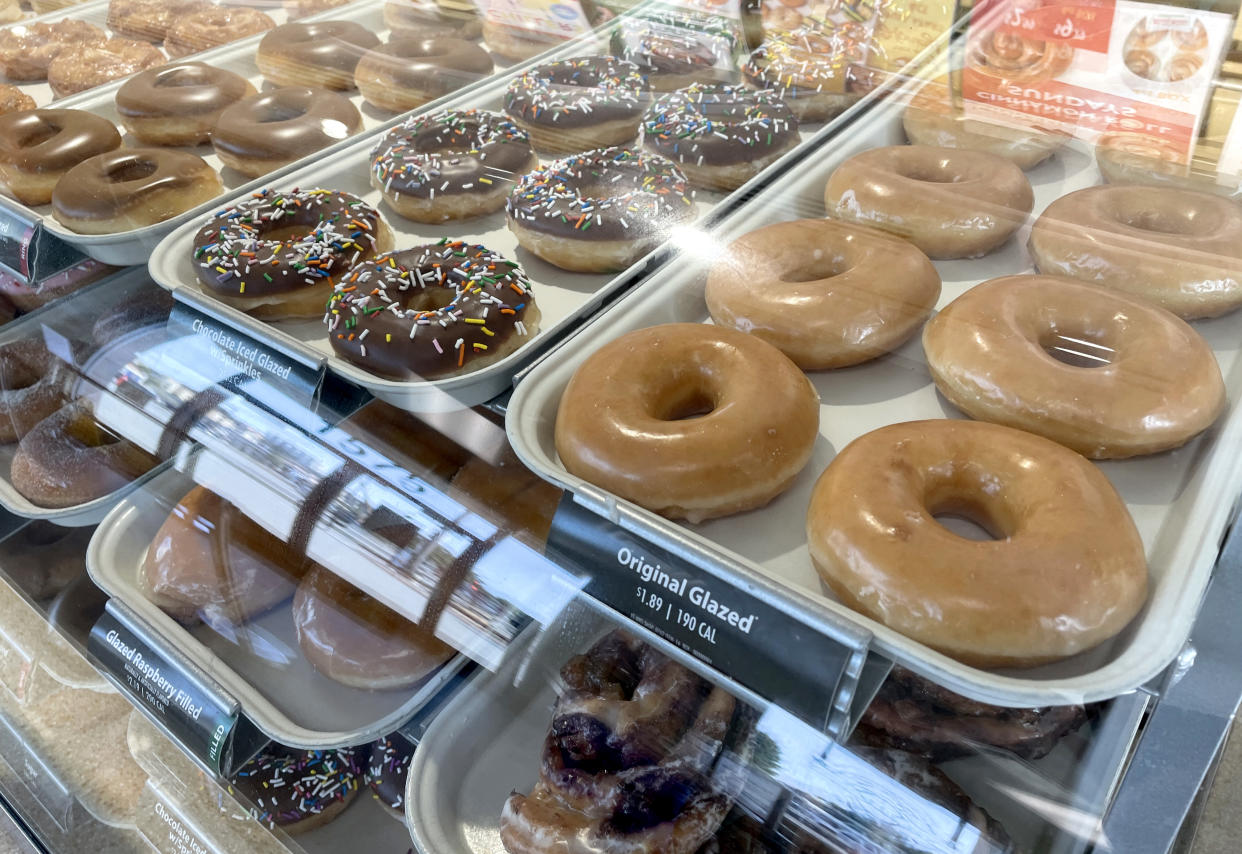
504 57 650 154
211 87 361 178
611 8 738 90
0 19 104 81
370 109 536 222
327 240 539 379
51 149 221 235
193 187 392 319
365 734 416 820
0 109 122 206
354 37 493 114
234 746 360 835
642 83 798 191
506 147 696 272
116 62 255 147
256 21 380 91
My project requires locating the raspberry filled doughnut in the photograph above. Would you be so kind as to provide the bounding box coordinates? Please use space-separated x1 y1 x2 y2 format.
507 148 695 273
924 275 1225 458
824 145 1034 258
256 22 379 91
192 187 392 319
46 38 166 99
742 25 872 120
115 62 255 147
164 7 275 58
642 83 798 191
353 37 493 114
555 323 819 522
707 219 940 369
1029 185 1242 318
0 19 104 81
807 419 1148 667
211 87 361 178
504 57 650 155
370 109 536 222
0 109 122 206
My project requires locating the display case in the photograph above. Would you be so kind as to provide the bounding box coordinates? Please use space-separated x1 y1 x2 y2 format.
1 0 1242 852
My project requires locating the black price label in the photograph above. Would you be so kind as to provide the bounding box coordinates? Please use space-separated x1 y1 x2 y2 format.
88 604 237 775
547 497 864 731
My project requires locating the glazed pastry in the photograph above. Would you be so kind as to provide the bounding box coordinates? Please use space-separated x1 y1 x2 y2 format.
806 419 1148 667
365 734 416 820
0 339 68 443
116 62 255 147
107 0 212 42
369 109 536 222
233 745 360 835
51 149 222 234
354 37 493 113
0 522 90 600
141 485 313 628
192 187 392 319
742 25 872 120
0 108 122 206
292 565 455 690
0 85 35 116
164 7 276 59
555 323 819 523
256 22 379 91
46 38 166 98
211 87 362 178
0 19 105 82
326 241 539 379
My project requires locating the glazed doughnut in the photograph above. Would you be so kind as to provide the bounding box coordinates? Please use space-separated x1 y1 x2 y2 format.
365 734 416 820
141 486 312 627
967 30 1074 81
0 108 121 206
0 19 104 82
924 275 1225 458
0 258 115 312
824 145 1034 259
504 57 650 155
384 0 483 40
234 746 360 835
706 219 940 369
742 26 871 121
164 7 275 59
807 419 1148 667
0 340 68 443
292 565 455 690
642 83 798 191
211 87 361 178
1095 131 1234 196
284 0 353 18
369 109 536 222
51 149 221 235
611 8 738 90
507 148 696 273
1028 185 1242 318
1 522 91 600
555 323 819 522
115 62 255 147
106 0 211 43
0 86 35 116
192 187 392 319
353 37 493 114
902 78 1063 170
10 402 158 508
256 22 379 91
46 38 166 99
327 241 539 378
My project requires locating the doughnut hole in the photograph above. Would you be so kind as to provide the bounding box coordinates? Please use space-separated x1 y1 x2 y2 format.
256 101 309 123
648 369 721 422
65 413 123 448
893 157 962 183
17 119 60 148
103 157 158 183
1037 327 1115 368
1110 196 1222 236
777 252 851 283
923 469 1018 541
401 288 458 313
0 358 42 393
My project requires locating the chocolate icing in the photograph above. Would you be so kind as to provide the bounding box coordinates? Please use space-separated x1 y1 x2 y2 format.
611 9 737 82
233 745 360 827
505 56 649 131
52 148 215 223
116 62 252 120
506 147 695 241
355 37 493 98
742 25 872 99
643 83 798 167
258 21 379 77
0 109 121 174
212 86 361 163
370 109 534 200
326 240 534 379
366 734 416 813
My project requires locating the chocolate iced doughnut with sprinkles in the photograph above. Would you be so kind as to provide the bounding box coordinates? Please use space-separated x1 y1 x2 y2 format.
365 734 416 820
233 745 360 835
370 109 537 223
504 57 650 155
642 83 798 191
326 240 540 379
193 187 393 320
507 147 696 273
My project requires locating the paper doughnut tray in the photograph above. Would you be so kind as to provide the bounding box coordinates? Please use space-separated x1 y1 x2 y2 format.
87 461 471 748
505 68 1242 708
1 0 528 266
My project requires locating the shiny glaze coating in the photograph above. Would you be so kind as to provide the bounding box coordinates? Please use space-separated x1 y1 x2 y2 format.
706 219 941 369
505 56 649 131
116 61 252 120
924 275 1225 458
51 148 219 231
643 83 797 168
383 0 482 39
824 144 1034 259
1029 184 1242 318
742 25 872 118
806 419 1148 667
0 109 121 174
555 323 820 522
212 86 361 165
256 21 380 89
0 85 35 116
107 0 211 42
353 36 492 102
0 19 105 81
326 241 537 379
611 8 737 87
46 37 166 99
365 735 415 817
164 6 275 58
233 745 360 830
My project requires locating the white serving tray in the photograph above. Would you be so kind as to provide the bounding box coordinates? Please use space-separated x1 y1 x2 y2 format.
505 70 1242 708
5 0 513 266
87 462 470 748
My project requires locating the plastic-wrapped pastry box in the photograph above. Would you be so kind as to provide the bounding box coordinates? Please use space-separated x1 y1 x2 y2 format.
1 0 525 266
505 67 1242 709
